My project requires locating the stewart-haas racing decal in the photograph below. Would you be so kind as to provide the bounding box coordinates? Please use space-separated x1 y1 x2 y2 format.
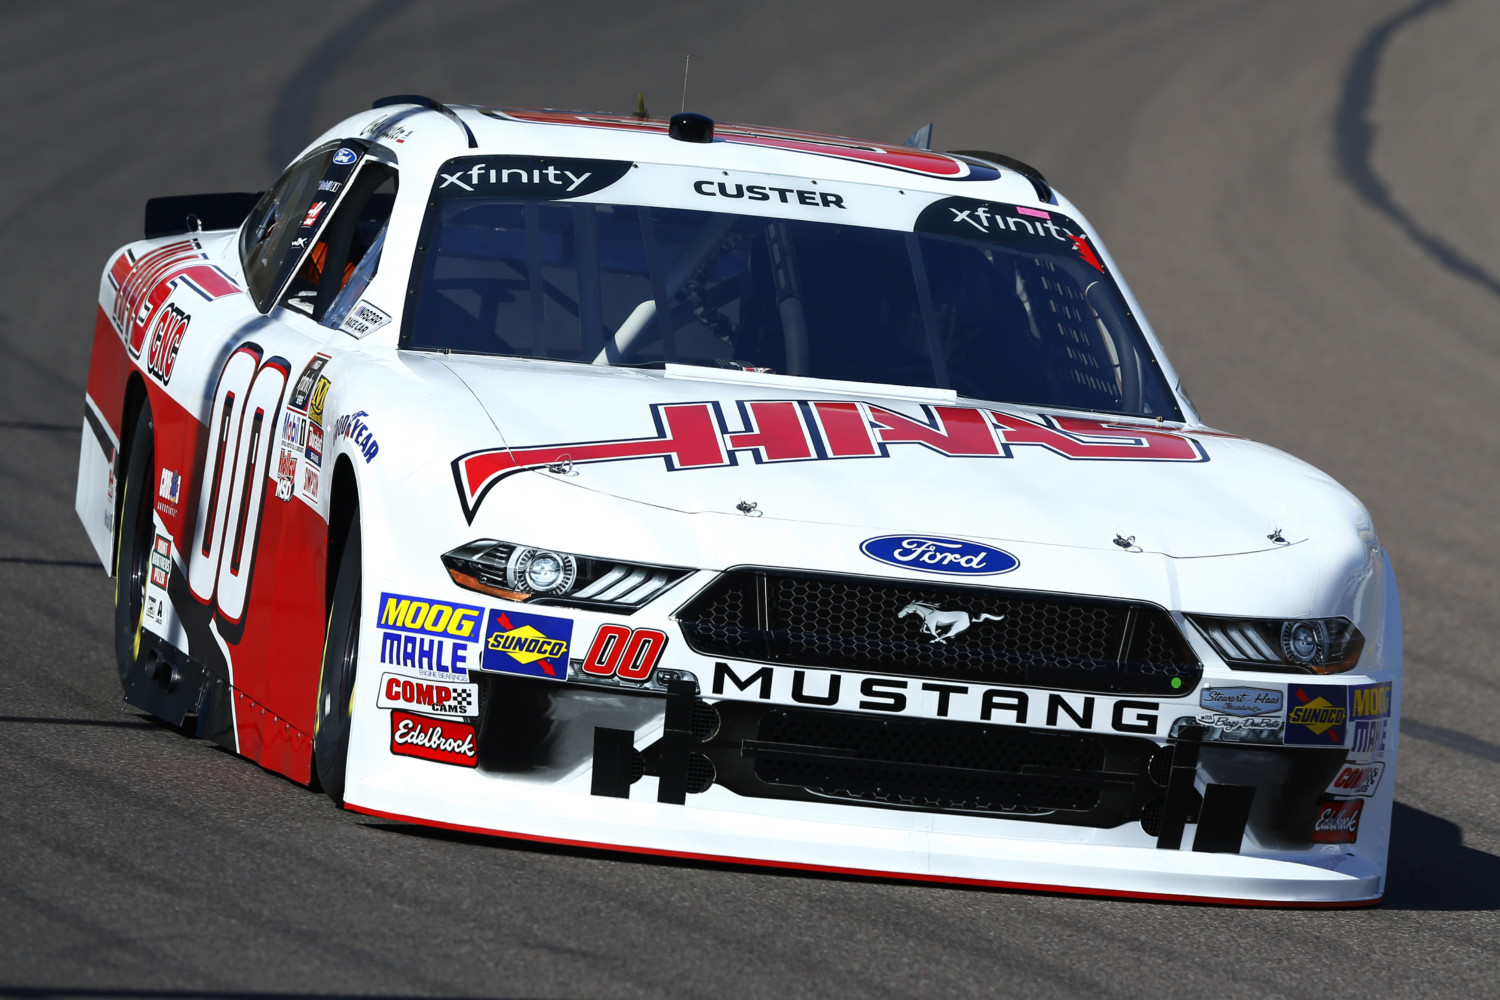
453 399 1207 521
389 710 477 767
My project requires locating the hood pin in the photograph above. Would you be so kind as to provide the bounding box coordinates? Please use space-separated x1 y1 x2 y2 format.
1112 534 1136 550
736 500 761 516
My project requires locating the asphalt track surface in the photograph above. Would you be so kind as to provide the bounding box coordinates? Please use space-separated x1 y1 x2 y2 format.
2 1 1498 997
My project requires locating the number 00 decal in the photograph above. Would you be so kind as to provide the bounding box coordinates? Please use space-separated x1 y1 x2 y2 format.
581 625 668 681
188 344 290 623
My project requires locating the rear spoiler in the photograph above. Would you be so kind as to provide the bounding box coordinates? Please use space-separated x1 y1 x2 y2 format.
144 192 263 239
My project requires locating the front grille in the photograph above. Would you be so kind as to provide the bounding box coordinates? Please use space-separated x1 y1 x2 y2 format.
709 706 1162 825
676 569 1199 696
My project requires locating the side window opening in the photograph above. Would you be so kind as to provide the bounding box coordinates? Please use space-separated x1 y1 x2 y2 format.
240 145 339 310
283 167 398 323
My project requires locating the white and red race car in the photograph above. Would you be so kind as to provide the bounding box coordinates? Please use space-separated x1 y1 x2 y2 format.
77 96 1400 905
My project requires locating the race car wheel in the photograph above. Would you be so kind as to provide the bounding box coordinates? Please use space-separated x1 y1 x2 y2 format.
113 404 155 686
314 510 361 804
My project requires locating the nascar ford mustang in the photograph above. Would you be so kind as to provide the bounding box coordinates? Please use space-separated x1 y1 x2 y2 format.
76 95 1400 905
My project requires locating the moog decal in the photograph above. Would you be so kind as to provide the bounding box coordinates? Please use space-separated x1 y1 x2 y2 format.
453 399 1207 521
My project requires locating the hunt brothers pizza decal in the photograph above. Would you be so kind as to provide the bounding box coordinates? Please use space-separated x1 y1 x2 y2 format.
453 399 1208 521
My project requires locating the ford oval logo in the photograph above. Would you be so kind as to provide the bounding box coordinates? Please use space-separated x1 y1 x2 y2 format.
860 535 1019 576
333 147 358 165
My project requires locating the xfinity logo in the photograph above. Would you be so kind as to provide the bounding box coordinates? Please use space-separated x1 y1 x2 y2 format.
439 163 594 192
949 204 1068 240
861 535 1019 576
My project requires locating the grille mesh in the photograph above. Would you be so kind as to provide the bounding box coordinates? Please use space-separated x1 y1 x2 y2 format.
677 569 1199 695
751 709 1110 813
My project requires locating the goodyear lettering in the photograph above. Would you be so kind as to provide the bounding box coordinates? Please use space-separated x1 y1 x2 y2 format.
333 410 379 462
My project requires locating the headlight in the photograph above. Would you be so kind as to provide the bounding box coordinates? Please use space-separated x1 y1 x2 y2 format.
1187 615 1364 674
442 539 691 610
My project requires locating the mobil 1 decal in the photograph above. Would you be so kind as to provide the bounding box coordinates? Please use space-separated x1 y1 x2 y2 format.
915 198 1106 274
431 155 633 199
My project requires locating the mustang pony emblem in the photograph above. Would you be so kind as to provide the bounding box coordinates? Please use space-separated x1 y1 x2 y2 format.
897 602 1004 643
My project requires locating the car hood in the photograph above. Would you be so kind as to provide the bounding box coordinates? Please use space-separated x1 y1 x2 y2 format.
443 357 1322 557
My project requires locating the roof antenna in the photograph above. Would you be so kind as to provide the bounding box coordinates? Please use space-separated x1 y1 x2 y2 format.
681 54 691 112
634 92 649 119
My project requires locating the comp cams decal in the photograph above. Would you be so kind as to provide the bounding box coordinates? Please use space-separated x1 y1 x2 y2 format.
710 661 1167 736
453 399 1208 521
1327 761 1385 798
377 672 477 718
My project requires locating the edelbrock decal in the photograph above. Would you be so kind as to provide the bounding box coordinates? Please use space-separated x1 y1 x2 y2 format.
861 535 1018 576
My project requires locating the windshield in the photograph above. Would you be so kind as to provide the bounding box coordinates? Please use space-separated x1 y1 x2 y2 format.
403 158 1180 419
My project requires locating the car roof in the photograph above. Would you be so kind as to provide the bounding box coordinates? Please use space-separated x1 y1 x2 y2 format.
303 100 1050 208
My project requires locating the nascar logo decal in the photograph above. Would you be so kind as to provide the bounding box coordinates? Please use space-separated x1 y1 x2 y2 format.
482 609 572 680
452 399 1207 521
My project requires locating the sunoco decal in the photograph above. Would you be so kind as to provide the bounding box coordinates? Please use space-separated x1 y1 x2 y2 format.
860 535 1018 576
1285 684 1348 746
481 609 573 680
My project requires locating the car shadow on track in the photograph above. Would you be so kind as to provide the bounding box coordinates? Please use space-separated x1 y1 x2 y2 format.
1382 801 1500 910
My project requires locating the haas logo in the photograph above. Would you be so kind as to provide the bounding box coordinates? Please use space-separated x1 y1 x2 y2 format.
898 602 1004 644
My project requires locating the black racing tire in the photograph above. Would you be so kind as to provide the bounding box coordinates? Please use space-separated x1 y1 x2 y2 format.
113 404 155 686
314 510 361 805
